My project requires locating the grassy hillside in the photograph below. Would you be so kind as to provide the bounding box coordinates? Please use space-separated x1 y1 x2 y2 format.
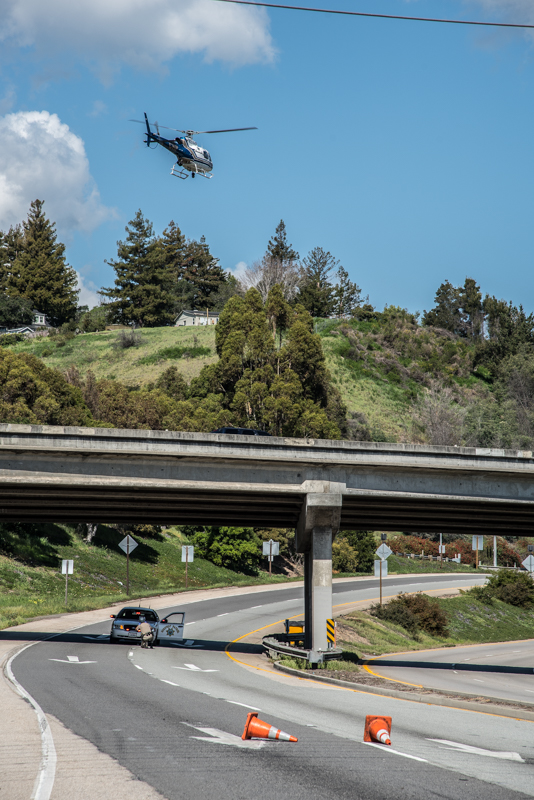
316 314 488 443
6 312 490 444
0 523 290 629
9 325 217 387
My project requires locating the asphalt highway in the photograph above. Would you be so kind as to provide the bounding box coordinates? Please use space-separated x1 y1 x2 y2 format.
12 573 534 800
365 639 534 703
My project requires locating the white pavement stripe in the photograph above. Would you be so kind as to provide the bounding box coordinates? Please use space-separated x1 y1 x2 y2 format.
6 644 57 800
217 613 229 617
362 743 428 762
428 739 524 762
134 665 143 670
224 700 261 710
161 680 180 686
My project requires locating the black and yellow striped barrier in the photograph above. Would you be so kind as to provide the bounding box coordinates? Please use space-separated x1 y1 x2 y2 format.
326 618 335 645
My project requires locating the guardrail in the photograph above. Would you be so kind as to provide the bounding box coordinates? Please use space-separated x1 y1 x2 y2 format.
262 634 343 666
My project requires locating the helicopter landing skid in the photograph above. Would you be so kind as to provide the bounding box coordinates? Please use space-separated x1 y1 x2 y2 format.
170 164 213 180
170 165 188 179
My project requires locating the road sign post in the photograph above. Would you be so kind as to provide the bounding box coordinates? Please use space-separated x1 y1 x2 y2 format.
118 535 138 595
375 543 392 605
61 559 73 607
472 535 483 569
182 545 194 588
262 540 279 578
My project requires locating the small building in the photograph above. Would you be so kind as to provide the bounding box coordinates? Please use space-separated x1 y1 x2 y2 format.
33 310 49 328
175 309 219 327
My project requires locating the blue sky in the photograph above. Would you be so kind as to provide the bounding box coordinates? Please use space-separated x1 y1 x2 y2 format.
0 0 533 315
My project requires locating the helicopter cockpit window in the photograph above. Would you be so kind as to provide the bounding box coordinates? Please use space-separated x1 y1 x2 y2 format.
203 150 210 159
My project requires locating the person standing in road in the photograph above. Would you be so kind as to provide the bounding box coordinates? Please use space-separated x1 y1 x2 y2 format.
136 615 154 649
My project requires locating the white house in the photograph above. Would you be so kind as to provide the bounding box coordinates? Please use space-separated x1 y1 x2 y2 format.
174 309 219 327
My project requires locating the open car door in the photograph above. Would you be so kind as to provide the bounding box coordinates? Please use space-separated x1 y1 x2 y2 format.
157 612 185 643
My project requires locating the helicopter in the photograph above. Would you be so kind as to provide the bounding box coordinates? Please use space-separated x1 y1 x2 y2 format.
130 113 257 180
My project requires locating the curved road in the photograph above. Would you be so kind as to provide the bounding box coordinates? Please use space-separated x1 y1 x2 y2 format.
12 573 534 800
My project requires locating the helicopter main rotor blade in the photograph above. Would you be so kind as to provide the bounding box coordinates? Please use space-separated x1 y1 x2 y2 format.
195 127 258 134
129 119 176 132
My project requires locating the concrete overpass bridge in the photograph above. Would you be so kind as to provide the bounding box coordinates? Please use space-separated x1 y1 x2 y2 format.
1 424 533 651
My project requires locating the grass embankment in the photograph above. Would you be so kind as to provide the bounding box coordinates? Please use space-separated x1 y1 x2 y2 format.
281 592 534 675
317 317 490 443
382 554 478 574
0 524 291 630
9 325 217 387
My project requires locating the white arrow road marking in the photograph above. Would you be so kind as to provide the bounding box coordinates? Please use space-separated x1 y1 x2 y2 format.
49 655 97 664
184 724 264 750
363 743 428 762
428 739 525 762
173 663 218 672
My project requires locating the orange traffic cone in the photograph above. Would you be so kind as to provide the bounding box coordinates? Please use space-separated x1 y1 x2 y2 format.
242 712 298 742
363 715 392 746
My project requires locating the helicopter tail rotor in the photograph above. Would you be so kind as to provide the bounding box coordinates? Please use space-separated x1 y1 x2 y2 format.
143 112 151 146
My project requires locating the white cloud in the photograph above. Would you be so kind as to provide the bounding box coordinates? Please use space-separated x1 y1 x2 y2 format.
0 110 114 236
0 0 274 77
230 260 248 279
76 271 101 309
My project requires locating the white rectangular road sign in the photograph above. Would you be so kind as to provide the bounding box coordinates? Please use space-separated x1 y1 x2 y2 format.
61 559 73 575
472 535 484 551
376 543 392 560
439 544 446 554
522 555 534 573
374 560 388 577
119 535 138 554
262 540 280 556
182 545 194 562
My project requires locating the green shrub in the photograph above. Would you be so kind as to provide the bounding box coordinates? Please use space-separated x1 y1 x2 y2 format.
371 597 420 638
332 539 359 572
481 569 534 608
371 592 449 639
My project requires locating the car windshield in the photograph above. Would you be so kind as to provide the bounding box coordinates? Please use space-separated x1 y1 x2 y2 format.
117 608 158 622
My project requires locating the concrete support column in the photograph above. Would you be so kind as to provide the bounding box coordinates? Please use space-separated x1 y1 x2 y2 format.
310 525 333 652
296 487 343 653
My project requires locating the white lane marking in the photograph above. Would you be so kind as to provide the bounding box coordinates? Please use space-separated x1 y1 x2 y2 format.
185 622 196 625
217 613 229 617
173 663 218 673
249 605 263 609
526 690 534 694
6 645 57 800
134 665 143 670
161 680 180 686
49 656 97 664
473 679 484 683
428 739 524 762
363 743 428 762
187 725 265 750
224 700 260 710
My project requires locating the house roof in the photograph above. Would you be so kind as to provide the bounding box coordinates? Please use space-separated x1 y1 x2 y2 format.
175 309 220 318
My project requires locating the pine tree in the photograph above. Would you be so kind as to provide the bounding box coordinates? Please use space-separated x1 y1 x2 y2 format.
266 220 299 264
298 246 337 317
422 280 463 335
333 266 362 318
159 220 188 311
7 201 79 326
459 277 483 340
0 225 24 292
100 210 175 327
182 236 227 309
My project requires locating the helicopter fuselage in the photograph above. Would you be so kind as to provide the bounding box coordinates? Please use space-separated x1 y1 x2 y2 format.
146 131 213 176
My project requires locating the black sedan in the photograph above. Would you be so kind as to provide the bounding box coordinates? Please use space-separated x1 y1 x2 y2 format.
109 606 160 644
